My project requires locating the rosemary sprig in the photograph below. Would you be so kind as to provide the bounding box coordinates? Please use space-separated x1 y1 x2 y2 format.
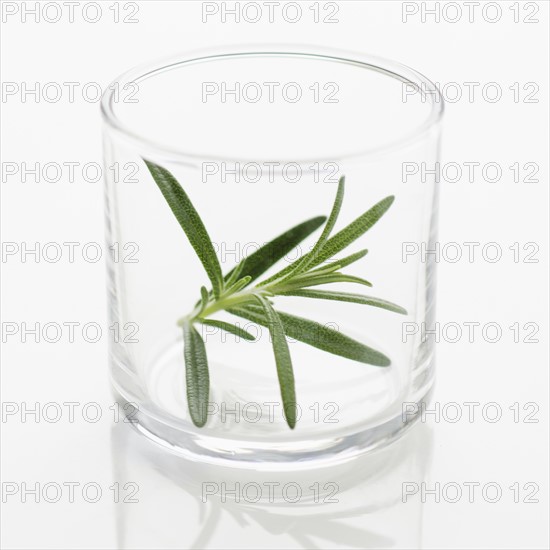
144 161 407 429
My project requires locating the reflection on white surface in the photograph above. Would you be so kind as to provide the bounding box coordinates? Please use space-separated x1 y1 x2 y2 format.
111 421 433 549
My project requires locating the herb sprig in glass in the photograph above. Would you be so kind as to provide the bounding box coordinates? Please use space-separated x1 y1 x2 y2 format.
144 161 406 429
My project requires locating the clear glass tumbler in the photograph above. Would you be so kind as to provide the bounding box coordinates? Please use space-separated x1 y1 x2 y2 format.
101 45 443 468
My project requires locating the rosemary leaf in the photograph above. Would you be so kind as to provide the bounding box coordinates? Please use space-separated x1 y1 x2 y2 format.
223 216 326 286
224 259 245 288
279 289 407 314
224 275 252 295
199 286 209 312
286 176 345 276
253 295 297 429
309 195 395 269
229 306 391 367
144 160 223 298
292 264 342 278
260 196 394 285
287 273 373 290
308 249 368 274
182 321 210 427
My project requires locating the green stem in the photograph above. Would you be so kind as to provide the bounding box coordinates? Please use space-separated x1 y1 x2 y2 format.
176 251 369 328
177 287 263 326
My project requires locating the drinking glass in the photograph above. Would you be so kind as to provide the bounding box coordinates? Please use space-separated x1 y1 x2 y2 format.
101 45 444 468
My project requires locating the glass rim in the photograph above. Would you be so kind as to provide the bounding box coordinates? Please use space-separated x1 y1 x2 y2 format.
100 44 445 166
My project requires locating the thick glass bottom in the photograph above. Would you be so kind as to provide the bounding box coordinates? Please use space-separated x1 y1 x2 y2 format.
110 349 434 470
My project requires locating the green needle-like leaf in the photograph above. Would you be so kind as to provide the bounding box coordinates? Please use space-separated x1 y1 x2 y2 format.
198 319 256 341
182 322 210 427
285 273 373 290
310 195 394 269
199 286 209 312
223 216 326 286
291 264 342 279
224 259 245 288
224 275 252 295
285 176 345 277
308 249 368 274
229 306 390 367
144 160 223 298
260 196 394 286
253 295 297 429
279 289 407 314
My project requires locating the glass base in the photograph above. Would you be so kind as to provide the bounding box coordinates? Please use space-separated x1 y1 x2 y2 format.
110 353 435 470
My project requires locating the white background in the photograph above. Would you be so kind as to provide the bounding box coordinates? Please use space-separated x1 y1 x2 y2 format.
1 1 549 548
